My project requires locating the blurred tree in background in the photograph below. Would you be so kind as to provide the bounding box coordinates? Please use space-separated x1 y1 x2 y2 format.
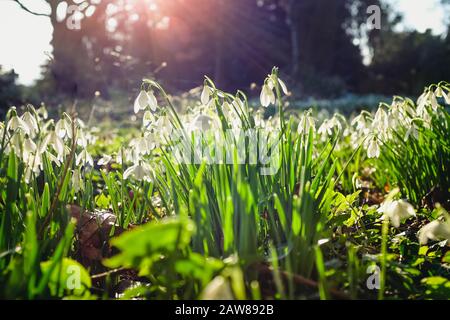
0 67 23 116
6 0 450 104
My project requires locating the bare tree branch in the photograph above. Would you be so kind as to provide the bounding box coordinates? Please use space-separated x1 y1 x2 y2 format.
10 0 50 17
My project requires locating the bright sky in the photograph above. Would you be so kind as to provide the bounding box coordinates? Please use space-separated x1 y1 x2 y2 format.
0 0 447 85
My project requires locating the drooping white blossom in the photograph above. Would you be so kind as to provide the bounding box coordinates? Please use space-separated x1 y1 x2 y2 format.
201 85 213 106
378 199 416 228
123 162 153 182
76 149 94 167
260 83 276 107
97 154 112 166
134 90 158 113
71 169 84 193
418 219 450 245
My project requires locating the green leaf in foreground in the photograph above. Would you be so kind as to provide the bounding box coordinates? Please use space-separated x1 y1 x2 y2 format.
40 258 91 298
104 217 196 271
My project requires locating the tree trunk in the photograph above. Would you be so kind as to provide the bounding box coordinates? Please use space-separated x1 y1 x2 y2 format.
288 0 301 78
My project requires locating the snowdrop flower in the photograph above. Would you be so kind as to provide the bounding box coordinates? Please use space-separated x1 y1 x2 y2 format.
189 114 217 132
23 135 37 162
404 123 419 141
351 112 370 133
366 138 380 158
378 199 416 228
417 90 439 117
97 154 112 166
10 133 22 153
201 85 213 105
297 111 315 135
231 97 245 115
134 90 157 113
318 116 341 137
318 119 332 136
418 219 450 245
37 105 48 120
434 86 444 98
260 74 288 107
435 86 450 105
154 115 173 138
116 148 134 165
389 101 415 128
442 89 450 105
429 91 439 111
123 162 153 182
260 82 276 107
22 107 39 137
23 158 42 183
130 135 155 156
44 150 61 167
143 110 155 129
77 128 90 148
76 149 94 167
42 130 65 158
7 108 29 135
55 113 72 139
372 107 389 134
417 89 429 108
71 169 84 193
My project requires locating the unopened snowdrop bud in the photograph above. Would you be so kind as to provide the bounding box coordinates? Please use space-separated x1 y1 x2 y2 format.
378 199 416 228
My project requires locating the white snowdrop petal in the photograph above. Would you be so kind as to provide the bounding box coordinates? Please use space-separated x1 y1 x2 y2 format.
147 91 158 112
201 85 211 105
278 78 288 95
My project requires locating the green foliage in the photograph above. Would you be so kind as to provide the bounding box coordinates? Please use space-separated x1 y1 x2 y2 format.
0 71 449 300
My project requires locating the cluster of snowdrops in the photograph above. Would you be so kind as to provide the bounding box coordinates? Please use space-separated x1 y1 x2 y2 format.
0 68 449 299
